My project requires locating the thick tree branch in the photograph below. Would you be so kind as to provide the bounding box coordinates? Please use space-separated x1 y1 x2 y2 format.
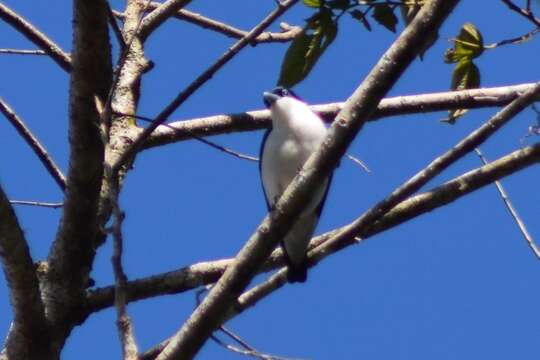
230 141 540 319
44 0 112 349
143 82 538 149
135 141 540 360
139 0 192 39
0 186 52 360
84 140 540 318
152 2 460 359
0 2 71 72
0 97 66 191
113 0 300 172
307 81 540 265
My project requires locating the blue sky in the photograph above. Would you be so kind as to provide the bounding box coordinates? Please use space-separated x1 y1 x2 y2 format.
1 1 540 359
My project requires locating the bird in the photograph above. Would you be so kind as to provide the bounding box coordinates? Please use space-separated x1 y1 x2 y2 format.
260 87 332 283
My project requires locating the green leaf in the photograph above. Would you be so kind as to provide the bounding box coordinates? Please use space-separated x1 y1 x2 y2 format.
303 0 322 8
450 59 480 91
445 23 484 63
443 59 481 124
350 9 372 31
372 4 398 33
277 11 338 87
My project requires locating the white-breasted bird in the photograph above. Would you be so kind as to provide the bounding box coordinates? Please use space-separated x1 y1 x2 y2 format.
260 87 332 283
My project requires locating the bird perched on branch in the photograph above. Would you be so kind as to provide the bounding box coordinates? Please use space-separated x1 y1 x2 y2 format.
260 87 332 283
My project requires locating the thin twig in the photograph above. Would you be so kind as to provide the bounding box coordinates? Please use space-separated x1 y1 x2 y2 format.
110 173 139 360
118 112 258 161
484 26 540 48
501 0 540 27
345 154 371 172
0 2 71 72
113 0 301 173
195 288 301 360
0 49 46 55
9 200 63 209
474 148 540 260
107 1 127 49
0 97 66 191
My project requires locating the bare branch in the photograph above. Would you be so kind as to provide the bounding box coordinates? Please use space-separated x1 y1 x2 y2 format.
114 5 301 43
139 0 193 39
0 185 52 359
0 48 46 55
231 141 540 320
0 97 67 191
308 81 540 268
113 0 300 172
109 175 139 360
107 1 127 50
152 2 459 359
83 76 540 317
501 0 540 27
0 2 71 72
44 0 112 336
485 26 540 48
9 200 63 209
475 148 540 260
196 289 300 360
84 141 540 319
144 82 539 149
126 112 258 161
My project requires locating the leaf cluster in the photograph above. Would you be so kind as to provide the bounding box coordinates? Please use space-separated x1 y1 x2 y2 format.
279 0 431 87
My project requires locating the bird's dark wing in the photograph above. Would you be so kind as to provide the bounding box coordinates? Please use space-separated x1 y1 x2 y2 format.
259 128 272 211
316 173 333 218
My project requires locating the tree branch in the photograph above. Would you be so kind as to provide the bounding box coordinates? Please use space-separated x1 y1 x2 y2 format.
44 0 112 346
304 80 540 269
143 82 538 149
113 0 300 172
152 2 460 359
0 185 52 360
114 5 301 43
0 48 46 55
110 177 139 360
134 141 540 360
501 0 540 27
139 0 193 39
475 148 540 260
230 141 540 321
0 97 67 191
0 2 71 72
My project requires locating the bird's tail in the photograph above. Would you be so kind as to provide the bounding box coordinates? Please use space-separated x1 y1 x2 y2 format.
286 262 307 283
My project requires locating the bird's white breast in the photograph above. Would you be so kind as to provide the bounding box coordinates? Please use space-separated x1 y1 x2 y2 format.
261 97 328 211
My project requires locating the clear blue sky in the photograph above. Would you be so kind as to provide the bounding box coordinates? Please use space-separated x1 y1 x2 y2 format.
1 1 540 359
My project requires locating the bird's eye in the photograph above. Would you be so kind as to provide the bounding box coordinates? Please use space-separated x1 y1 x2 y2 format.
281 89 288 96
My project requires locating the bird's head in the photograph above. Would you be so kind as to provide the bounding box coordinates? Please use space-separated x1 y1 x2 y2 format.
263 87 302 109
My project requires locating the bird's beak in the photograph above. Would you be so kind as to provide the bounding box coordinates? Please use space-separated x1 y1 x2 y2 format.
263 92 280 108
